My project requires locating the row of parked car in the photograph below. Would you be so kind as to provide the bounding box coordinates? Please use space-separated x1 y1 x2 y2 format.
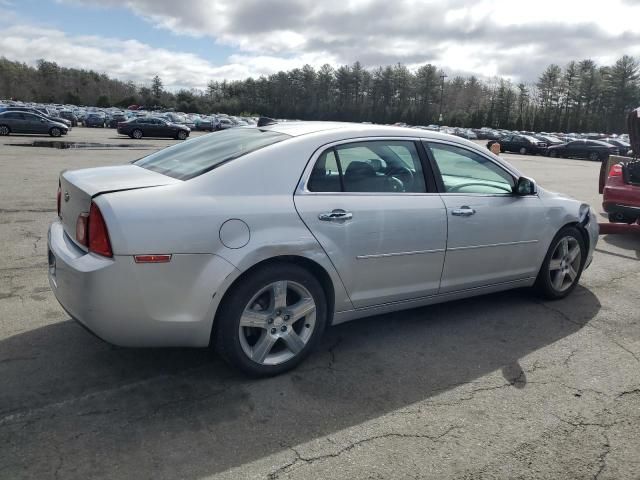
485 133 632 161
0 100 260 137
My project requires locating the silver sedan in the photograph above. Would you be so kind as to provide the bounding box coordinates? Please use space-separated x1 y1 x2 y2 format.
48 121 599 376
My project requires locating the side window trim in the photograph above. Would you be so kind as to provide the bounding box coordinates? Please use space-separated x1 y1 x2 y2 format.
332 147 346 192
422 140 517 196
303 137 436 195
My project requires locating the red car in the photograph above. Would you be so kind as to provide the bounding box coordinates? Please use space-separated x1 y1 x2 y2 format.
602 161 640 223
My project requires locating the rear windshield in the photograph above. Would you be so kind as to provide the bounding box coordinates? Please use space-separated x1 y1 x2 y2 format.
133 128 291 180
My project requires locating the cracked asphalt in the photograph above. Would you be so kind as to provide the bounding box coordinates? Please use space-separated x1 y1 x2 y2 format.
0 130 638 480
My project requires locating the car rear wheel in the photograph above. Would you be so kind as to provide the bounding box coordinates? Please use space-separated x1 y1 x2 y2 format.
214 263 327 377
0 125 10 136
549 150 558 158
519 147 528 155
177 130 188 140
535 226 585 300
49 127 62 137
132 129 143 139
588 151 600 161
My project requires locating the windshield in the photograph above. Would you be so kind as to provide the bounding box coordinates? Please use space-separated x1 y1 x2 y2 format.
133 128 291 180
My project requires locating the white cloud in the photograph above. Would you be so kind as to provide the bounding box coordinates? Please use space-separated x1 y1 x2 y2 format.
4 0 640 89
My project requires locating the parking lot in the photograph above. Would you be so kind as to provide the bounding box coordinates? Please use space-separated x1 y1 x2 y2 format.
0 127 638 479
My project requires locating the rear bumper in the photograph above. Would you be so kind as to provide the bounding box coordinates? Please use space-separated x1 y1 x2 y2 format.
47 220 238 347
603 202 640 218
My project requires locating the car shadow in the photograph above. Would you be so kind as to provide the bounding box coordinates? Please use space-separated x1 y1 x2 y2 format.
600 233 640 259
0 287 600 479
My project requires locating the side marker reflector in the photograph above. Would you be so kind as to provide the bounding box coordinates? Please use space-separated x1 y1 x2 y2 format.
134 254 172 264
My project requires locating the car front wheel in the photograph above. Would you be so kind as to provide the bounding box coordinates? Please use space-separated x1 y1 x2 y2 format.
132 129 143 139
214 263 327 376
588 151 600 161
177 130 188 140
535 226 585 299
49 127 62 137
519 147 528 155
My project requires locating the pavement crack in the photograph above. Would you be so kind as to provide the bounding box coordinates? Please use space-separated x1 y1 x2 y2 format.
535 299 639 364
593 432 611 480
268 426 461 479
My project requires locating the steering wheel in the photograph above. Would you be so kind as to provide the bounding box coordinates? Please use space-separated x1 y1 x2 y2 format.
385 166 414 192
447 182 513 193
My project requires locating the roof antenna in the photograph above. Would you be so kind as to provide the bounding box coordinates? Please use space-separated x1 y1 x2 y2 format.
257 116 277 127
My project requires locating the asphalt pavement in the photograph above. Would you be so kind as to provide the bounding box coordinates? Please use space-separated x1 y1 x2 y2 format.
0 128 638 479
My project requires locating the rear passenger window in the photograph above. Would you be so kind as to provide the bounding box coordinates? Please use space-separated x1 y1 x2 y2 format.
307 140 427 193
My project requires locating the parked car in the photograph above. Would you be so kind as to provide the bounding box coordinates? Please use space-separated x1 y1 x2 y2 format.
0 106 72 129
534 134 564 146
600 138 632 157
217 117 235 130
116 116 190 139
58 110 78 127
547 140 619 161
48 121 598 376
602 160 640 223
107 113 127 128
0 111 68 137
84 113 106 128
194 116 216 131
488 134 547 155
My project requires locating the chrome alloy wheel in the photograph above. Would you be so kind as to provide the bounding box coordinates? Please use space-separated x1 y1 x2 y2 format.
238 280 317 365
548 236 581 292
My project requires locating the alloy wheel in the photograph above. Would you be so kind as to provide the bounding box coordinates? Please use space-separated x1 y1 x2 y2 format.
548 236 581 292
238 280 317 365
0 126 9 136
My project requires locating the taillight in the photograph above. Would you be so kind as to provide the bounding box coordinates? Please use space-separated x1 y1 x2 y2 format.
608 164 623 177
75 202 113 257
56 183 61 217
88 202 113 257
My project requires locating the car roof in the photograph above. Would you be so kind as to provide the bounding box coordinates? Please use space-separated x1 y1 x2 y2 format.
263 121 472 142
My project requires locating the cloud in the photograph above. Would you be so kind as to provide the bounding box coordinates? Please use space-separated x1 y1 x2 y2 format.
8 0 640 88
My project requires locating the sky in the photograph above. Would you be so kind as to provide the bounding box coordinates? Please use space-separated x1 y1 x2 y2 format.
1 0 640 90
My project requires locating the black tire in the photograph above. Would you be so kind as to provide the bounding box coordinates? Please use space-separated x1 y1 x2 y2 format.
549 150 558 158
213 263 328 377
49 127 62 137
519 147 528 155
132 129 143 139
588 151 600 161
534 226 586 300
177 130 188 140
0 125 10 136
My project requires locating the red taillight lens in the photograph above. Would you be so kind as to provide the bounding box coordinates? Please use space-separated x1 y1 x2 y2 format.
88 202 113 257
57 184 61 217
608 164 623 177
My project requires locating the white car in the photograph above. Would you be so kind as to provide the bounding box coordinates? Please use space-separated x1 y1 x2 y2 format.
48 121 598 376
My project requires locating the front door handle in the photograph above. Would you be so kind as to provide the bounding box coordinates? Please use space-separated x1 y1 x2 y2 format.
319 209 353 222
451 206 476 217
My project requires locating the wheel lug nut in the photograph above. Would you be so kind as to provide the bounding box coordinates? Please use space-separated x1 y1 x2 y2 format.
267 318 274 324
284 315 290 321
281 325 287 332
270 328 277 334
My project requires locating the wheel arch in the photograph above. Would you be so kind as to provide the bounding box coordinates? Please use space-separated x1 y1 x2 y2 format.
209 255 336 346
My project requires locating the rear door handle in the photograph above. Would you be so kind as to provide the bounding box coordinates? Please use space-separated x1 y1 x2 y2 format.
451 206 476 217
319 209 353 222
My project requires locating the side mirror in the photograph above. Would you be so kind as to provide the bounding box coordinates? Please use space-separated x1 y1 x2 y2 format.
514 176 537 196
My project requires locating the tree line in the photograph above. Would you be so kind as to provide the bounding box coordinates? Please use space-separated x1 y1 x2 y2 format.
1 55 639 133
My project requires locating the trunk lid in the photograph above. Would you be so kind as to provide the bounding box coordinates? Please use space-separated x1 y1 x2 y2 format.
59 165 179 249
